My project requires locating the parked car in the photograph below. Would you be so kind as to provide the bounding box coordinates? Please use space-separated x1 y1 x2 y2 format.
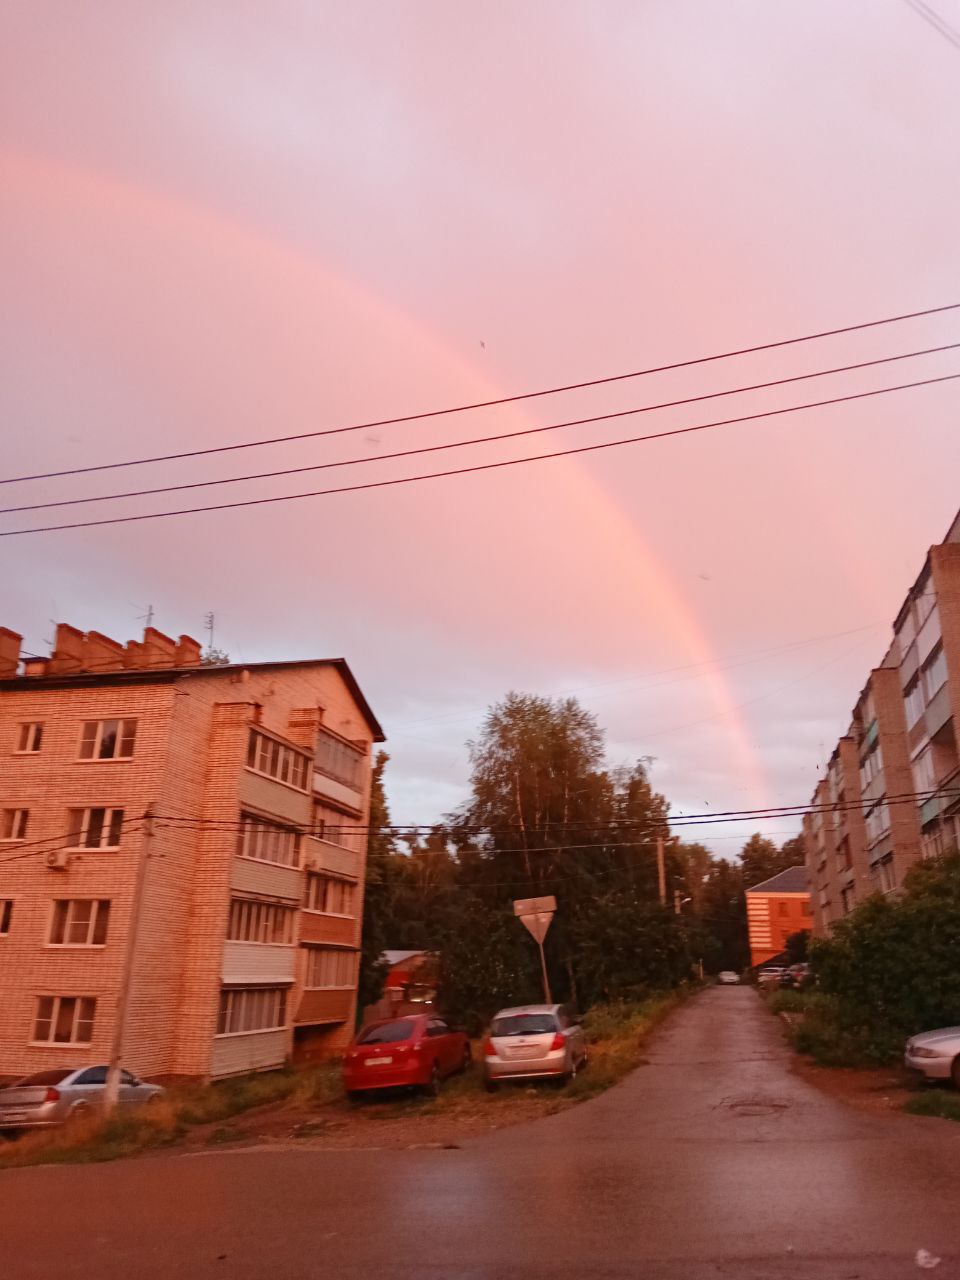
757 966 786 987
0 1066 163 1131
779 964 812 989
904 1026 960 1088
342 1014 470 1100
717 971 740 985
482 1004 586 1091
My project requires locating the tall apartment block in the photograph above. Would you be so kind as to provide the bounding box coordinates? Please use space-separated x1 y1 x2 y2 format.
0 624 384 1081
804 508 960 933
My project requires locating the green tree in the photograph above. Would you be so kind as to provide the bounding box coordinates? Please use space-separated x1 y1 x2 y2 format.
739 833 796 889
357 751 395 1013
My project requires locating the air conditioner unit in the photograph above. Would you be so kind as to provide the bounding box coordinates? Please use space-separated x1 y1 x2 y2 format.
45 849 70 870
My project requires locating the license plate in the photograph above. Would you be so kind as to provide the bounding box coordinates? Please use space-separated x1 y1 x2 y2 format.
1 1112 28 1122
365 1056 393 1066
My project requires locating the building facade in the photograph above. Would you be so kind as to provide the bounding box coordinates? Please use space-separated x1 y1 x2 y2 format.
804 509 960 934
744 866 814 968
0 623 383 1081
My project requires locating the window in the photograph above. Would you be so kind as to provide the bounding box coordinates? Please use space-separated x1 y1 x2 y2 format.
16 722 43 753
67 808 124 850
216 986 287 1035
1 809 29 841
245 730 310 791
864 798 891 845
312 802 363 851
878 856 897 893
79 719 137 760
0 900 11 935
33 996 96 1044
778 901 789 917
302 947 356 989
905 678 925 727
357 1019 418 1045
912 745 936 796
922 645 949 702
315 728 364 790
236 813 300 867
840 886 855 917
859 745 883 790
49 900 111 946
226 898 296 944
303 873 355 916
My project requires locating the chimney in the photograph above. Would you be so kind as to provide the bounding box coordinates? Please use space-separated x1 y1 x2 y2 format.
124 639 146 670
175 634 202 667
287 707 322 748
0 628 22 678
47 624 85 675
82 631 126 672
22 657 48 677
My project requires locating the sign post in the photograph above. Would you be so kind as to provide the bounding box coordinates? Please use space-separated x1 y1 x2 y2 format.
513 895 557 1005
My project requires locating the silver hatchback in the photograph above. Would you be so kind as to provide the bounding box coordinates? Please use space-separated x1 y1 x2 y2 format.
483 1004 587 1090
0 1065 164 1130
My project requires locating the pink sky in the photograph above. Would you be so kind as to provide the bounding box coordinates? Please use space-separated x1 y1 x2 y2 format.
2 2 959 850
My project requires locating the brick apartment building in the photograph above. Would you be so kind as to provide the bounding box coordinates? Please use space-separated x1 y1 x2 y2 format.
804 508 960 933
0 623 383 1081
744 866 814 968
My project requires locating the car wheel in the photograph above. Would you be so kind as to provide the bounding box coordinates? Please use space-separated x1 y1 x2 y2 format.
951 1056 960 1091
560 1056 578 1087
346 1090 364 1104
422 1063 441 1098
483 1075 499 1093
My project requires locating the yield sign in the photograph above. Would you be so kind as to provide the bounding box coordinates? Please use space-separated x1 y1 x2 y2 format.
513 895 556 945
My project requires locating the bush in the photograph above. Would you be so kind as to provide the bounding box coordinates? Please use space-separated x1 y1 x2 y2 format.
804 855 960 1062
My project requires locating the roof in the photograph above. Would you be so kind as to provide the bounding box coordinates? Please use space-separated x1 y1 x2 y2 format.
0 657 385 742
745 866 810 895
382 950 427 966
492 1004 561 1017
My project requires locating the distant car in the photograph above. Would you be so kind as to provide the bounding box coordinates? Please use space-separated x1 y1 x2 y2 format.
904 1026 960 1088
0 1066 163 1130
482 1004 586 1090
342 1014 470 1100
779 964 812 989
757 966 785 987
717 971 740 985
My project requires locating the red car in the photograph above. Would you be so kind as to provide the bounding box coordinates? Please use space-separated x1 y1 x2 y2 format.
342 1014 471 1100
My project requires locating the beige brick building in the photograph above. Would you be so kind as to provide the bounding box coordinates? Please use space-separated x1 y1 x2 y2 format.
0 624 383 1081
804 509 960 933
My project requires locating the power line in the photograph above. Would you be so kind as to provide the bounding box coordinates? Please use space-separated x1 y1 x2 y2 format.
2 300 957 487
5 368 960 537
6 341 958 516
904 0 960 50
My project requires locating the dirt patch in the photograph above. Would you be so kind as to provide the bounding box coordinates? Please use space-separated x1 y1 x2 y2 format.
791 1055 918 1115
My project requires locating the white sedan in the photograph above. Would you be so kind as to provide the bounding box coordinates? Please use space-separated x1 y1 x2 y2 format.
717 971 741 985
905 1027 960 1088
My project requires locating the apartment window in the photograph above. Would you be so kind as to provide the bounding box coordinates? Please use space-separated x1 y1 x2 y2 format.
236 813 300 867
216 986 287 1036
905 678 925 728
303 946 356 989
922 645 949 702
1 809 29 841
778 901 789 917
67 808 124 850
840 886 855 917
33 996 96 1045
912 745 937 796
303 873 356 916
878 856 897 893
245 730 310 791
16 722 43 753
227 898 296 945
315 729 364 790
49 899 111 947
79 719 137 760
0 900 11 935
864 798 891 845
859 744 883 790
312 802 363 850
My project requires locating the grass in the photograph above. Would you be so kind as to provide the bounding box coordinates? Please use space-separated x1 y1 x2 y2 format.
904 1089 960 1122
0 990 689 1168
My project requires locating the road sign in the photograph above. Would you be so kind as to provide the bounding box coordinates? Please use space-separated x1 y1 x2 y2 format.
513 895 556 944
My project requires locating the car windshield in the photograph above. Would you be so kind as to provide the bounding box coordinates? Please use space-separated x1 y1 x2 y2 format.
358 1020 418 1045
491 1014 557 1037
12 1070 73 1086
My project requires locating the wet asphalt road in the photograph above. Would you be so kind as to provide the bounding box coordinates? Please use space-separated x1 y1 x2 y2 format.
2 987 960 1280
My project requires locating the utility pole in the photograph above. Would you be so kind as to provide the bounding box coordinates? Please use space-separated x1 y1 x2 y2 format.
104 805 155 1110
656 835 667 907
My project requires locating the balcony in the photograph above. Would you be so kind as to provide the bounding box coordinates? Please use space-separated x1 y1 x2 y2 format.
313 728 366 812
239 769 312 826
313 769 364 813
295 988 353 1026
302 833 360 880
300 911 357 947
231 857 302 901
222 940 297 985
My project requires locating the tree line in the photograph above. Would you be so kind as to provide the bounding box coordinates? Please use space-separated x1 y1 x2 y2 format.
360 693 802 1030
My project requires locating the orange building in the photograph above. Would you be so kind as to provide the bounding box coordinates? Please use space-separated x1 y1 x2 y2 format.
744 866 813 968
0 623 383 1081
